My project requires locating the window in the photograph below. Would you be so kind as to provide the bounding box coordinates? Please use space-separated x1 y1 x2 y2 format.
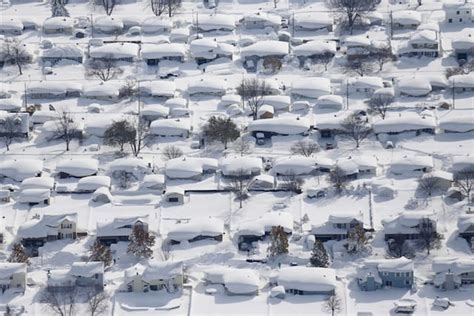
127 285 132 292
396 272 400 277
457 11 460 15
460 19 463 22
405 280 411 285
449 19 453 23
406 272 410 277
168 197 179 203
150 285 158 291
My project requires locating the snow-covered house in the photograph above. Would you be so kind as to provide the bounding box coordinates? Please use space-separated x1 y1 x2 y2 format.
451 36 474 61
149 118 191 137
0 98 22 112
358 258 414 291
141 17 173 34
76 176 111 193
83 82 121 100
342 36 372 59
292 40 337 68
19 213 83 256
0 112 29 138
382 211 437 242
165 157 218 180
140 174 166 191
97 216 149 246
316 95 344 111
140 104 170 122
373 114 436 136
187 78 227 96
390 155 434 175
241 41 288 72
348 76 384 94
89 43 139 62
236 212 293 251
248 117 310 139
219 156 262 178
167 218 224 245
125 261 183 293
0 159 43 182
0 18 24 35
56 158 99 178
452 155 474 173
421 171 453 191
291 77 331 99
204 268 260 296
242 12 281 31
93 16 123 34
272 156 318 176
392 10 422 29
196 14 236 33
432 257 474 290
396 77 432 97
140 81 176 98
398 30 440 58
18 188 51 205
293 13 333 32
41 45 84 65
443 2 473 24
141 43 187 65
47 262 104 292
163 187 185 204
311 214 364 242
261 95 291 112
28 81 82 99
0 263 27 294
20 177 55 191
42 17 74 34
458 214 474 248
190 39 234 65
450 74 474 93
275 267 336 295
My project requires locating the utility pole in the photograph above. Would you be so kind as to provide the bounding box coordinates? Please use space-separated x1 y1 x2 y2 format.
23 82 28 110
291 12 295 38
389 11 393 40
452 77 455 109
346 79 349 109
368 187 374 230
90 14 94 38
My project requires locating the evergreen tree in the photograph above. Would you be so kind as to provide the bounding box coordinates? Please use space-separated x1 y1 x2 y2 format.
51 0 70 17
203 116 240 149
310 240 329 267
103 120 136 152
127 225 155 259
89 240 113 267
267 226 289 258
8 243 30 265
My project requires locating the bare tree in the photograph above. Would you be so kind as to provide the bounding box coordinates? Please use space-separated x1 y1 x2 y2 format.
418 218 441 255
103 120 135 152
370 45 396 71
51 110 80 151
268 226 289 258
323 294 342 316
280 172 305 194
162 145 183 160
329 167 349 193
51 0 70 17
119 80 138 99
418 175 441 197
344 58 375 76
151 0 166 16
87 57 123 82
129 118 150 157
315 52 335 71
445 59 474 78
386 236 415 259
88 291 109 316
228 168 252 208
236 78 272 120
290 140 319 157
366 94 393 120
8 243 30 265
454 167 474 200
326 0 381 34
1 39 31 75
42 288 78 316
263 56 283 73
231 137 252 156
341 113 372 148
203 116 240 149
127 224 155 259
346 225 368 254
0 116 21 151
100 0 116 15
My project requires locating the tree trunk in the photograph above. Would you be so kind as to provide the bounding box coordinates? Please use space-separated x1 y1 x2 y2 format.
17 62 22 75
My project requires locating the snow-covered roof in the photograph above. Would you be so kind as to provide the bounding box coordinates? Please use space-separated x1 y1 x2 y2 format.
248 117 310 135
142 261 183 282
349 76 384 90
0 17 23 31
452 155 474 172
198 14 236 31
30 111 59 124
141 43 187 59
89 43 139 59
42 45 83 59
452 37 474 50
28 81 82 95
141 174 165 189
277 267 337 292
449 74 474 88
20 177 55 190
237 211 293 236
141 17 172 33
0 98 22 112
187 78 227 95
366 257 414 273
261 96 291 110
206 267 260 294
294 12 333 29
382 211 435 235
97 215 148 237
190 38 218 58
273 156 317 175
392 10 422 25
18 188 51 204
423 170 453 182
397 77 432 96
241 41 288 58
167 218 224 241
165 157 218 179
77 176 111 192
439 111 474 132
140 104 170 118
108 157 150 175
140 80 176 97
0 159 43 182
432 257 474 275
457 214 474 233
219 156 262 176
43 17 74 29
0 263 26 278
390 155 434 173
18 213 77 238
93 16 123 32
149 118 191 136
70 261 104 277
342 36 371 47
373 114 436 134
409 30 438 44
292 40 337 56
317 95 344 108
243 12 281 26
291 78 331 98
56 158 99 177
83 82 121 98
